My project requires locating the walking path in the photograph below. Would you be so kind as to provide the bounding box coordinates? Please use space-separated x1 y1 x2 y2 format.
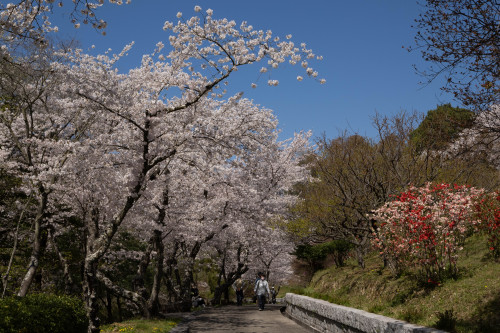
186 304 312 333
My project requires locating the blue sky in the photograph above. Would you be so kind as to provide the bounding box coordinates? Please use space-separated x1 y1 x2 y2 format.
51 0 457 141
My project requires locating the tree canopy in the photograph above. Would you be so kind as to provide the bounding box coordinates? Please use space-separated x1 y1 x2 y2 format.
412 0 499 110
410 104 475 152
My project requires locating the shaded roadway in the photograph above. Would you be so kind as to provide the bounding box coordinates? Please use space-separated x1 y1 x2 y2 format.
186 304 313 333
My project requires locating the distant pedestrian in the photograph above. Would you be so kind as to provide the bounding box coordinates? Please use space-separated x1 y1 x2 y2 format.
270 286 278 304
254 272 270 311
232 278 245 306
191 283 205 308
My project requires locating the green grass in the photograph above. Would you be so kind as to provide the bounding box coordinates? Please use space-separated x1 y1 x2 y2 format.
289 234 500 333
100 318 181 333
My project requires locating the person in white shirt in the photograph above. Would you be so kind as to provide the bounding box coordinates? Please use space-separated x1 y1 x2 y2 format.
253 273 270 310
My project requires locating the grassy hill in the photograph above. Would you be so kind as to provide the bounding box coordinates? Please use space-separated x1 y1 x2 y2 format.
280 234 500 333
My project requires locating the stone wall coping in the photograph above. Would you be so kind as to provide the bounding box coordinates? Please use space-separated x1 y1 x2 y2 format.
284 293 446 333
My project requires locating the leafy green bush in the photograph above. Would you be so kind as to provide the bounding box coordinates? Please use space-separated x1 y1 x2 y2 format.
293 243 328 271
293 240 353 271
322 240 353 267
0 293 88 333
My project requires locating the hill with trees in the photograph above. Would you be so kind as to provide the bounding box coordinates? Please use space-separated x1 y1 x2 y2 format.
283 104 500 332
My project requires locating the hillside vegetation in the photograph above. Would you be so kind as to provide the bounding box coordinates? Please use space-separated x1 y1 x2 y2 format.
282 234 499 333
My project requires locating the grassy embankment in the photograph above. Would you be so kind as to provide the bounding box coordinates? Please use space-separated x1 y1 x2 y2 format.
100 318 181 333
278 234 500 333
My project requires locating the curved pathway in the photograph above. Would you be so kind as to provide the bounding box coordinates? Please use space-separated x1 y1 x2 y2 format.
187 304 312 332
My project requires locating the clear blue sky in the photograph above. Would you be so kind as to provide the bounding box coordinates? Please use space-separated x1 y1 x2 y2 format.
51 0 457 141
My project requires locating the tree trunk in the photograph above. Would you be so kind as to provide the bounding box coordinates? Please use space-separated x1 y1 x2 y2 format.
116 296 123 322
2 195 32 298
96 270 149 318
132 236 153 318
83 207 101 333
164 270 177 304
83 260 100 333
356 250 365 268
171 260 190 312
133 237 153 293
17 192 48 297
211 243 248 305
355 242 368 269
147 230 164 317
163 242 180 306
212 286 223 306
106 290 113 323
48 229 74 293
34 269 43 291
212 267 248 305
223 284 230 303
211 251 226 306
78 134 172 331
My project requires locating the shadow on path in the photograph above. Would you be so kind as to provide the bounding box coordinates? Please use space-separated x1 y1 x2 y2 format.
187 304 312 333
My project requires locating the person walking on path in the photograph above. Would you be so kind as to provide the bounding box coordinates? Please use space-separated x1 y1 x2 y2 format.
232 277 245 306
254 273 270 311
252 272 262 303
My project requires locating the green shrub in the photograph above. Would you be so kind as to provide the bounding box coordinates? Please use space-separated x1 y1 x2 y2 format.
293 240 353 272
293 243 329 271
323 240 353 267
0 293 88 333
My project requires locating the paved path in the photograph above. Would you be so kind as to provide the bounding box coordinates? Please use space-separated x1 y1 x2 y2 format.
187 304 312 333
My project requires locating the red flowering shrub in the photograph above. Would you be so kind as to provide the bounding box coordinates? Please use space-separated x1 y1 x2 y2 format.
371 183 483 282
475 192 500 259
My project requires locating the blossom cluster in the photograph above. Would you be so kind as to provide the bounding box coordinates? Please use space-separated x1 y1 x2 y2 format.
162 6 326 88
0 0 122 43
448 104 500 169
371 183 484 281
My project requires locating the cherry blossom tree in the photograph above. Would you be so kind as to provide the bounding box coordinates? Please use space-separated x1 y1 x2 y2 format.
70 107 310 312
0 0 120 44
449 104 500 170
205 132 310 305
17 7 322 331
249 226 295 285
0 39 100 297
159 129 309 307
2 4 323 330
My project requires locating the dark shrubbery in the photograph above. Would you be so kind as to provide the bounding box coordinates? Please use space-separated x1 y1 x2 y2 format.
323 240 353 268
0 293 87 333
294 240 353 272
435 309 457 333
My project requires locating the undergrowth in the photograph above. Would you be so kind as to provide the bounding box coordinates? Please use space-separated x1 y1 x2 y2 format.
286 234 500 333
100 318 181 333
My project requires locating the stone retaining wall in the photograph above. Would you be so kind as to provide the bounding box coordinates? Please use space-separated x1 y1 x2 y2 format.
284 293 446 333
